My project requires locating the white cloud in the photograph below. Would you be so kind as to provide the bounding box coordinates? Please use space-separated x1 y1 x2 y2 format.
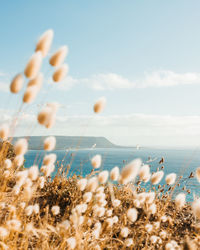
56 70 200 91
52 114 200 146
1 110 200 146
53 113 200 136
55 76 78 90
141 71 200 87
1 69 200 93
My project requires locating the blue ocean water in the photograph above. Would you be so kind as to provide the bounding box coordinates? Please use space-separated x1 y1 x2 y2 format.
24 147 200 201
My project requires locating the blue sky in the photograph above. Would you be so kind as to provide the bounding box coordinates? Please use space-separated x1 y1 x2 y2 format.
1 0 200 147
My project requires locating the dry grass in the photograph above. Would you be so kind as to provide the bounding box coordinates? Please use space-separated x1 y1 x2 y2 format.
0 163 199 249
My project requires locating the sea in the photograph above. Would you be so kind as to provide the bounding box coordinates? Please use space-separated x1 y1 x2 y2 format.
24 147 200 202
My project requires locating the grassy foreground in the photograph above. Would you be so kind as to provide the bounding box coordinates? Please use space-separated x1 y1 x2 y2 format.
0 156 198 250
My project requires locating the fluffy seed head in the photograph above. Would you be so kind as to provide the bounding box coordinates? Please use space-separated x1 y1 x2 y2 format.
74 202 82 212
10 74 24 93
87 219 92 227
38 107 51 125
106 218 113 227
27 73 43 89
66 237 76 249
43 136 56 151
25 205 33 216
120 227 129 238
0 227 9 239
120 158 142 185
83 192 92 203
16 170 28 186
96 186 104 194
98 170 109 184
46 102 59 112
23 178 32 188
175 193 186 209
94 206 105 217
165 173 176 185
92 229 100 239
40 164 55 177
50 46 68 67
4 159 12 169
51 205 60 216
150 235 158 244
45 114 56 128
133 199 141 208
0 203 5 210
93 245 101 250
159 230 167 239
192 199 200 219
86 177 98 192
106 209 113 217
43 153 57 166
110 166 119 181
24 51 42 79
23 86 39 103
0 124 9 140
3 170 10 178
147 203 157 215
6 219 21 231
28 165 39 181
35 29 54 57
37 105 57 129
125 238 133 247
165 241 179 250
151 171 164 185
165 242 174 250
99 199 107 207
91 154 102 169
76 203 88 214
13 185 20 195
143 173 151 182
113 199 121 207
145 192 156 204
153 221 160 230
76 179 87 193
58 220 70 230
113 215 119 223
14 138 28 155
33 204 39 214
127 208 138 223
145 223 153 233
139 164 150 181
38 176 45 189
8 205 16 214
77 178 87 191
137 192 147 203
23 186 33 200
14 155 24 167
19 202 26 209
196 167 200 182
161 215 168 222
96 192 106 201
52 64 69 82
93 97 106 113
25 223 38 236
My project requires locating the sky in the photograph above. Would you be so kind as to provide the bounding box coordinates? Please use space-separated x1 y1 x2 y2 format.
1 0 200 147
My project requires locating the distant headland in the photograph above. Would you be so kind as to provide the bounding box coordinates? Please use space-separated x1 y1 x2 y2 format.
11 136 132 150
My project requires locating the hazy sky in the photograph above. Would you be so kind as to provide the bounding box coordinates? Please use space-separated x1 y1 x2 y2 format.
1 0 200 147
